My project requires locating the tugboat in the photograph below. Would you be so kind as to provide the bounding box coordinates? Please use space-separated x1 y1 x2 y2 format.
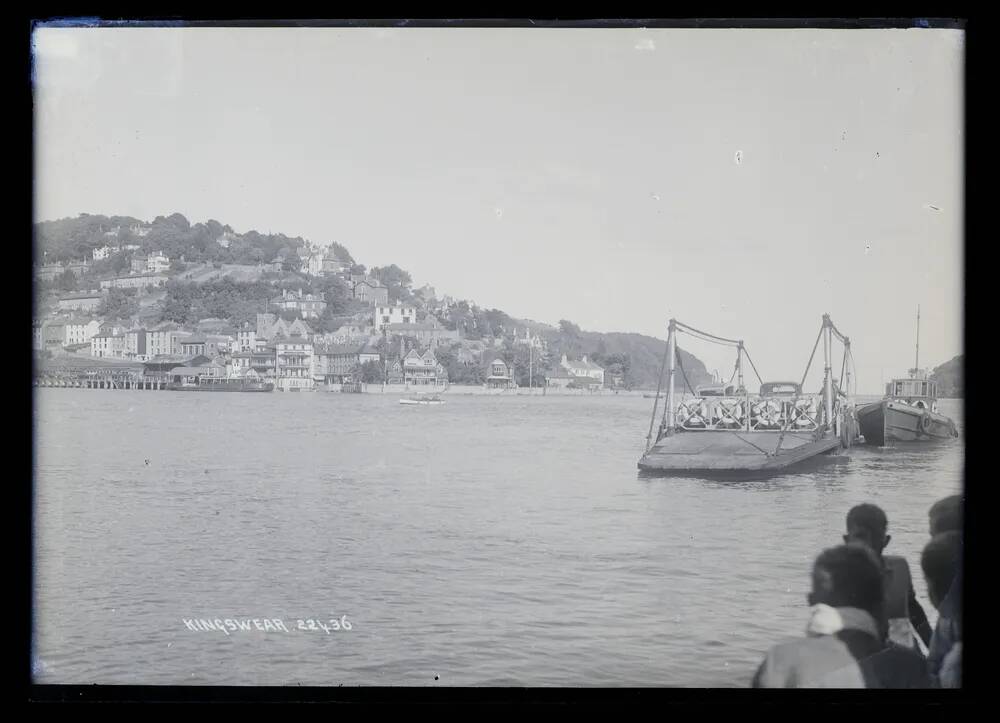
856 307 959 445
638 315 857 476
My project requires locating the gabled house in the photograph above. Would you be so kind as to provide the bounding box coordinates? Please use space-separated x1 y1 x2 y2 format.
560 354 605 385
486 358 515 390
402 348 447 386
352 277 389 306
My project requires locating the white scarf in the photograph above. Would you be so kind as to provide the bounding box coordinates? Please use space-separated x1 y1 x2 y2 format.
806 604 880 639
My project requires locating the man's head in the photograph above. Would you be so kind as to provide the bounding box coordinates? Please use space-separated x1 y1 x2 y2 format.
844 503 890 555
921 531 962 610
808 544 886 619
929 495 962 537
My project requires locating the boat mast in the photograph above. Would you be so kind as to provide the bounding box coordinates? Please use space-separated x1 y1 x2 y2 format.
737 341 744 392
822 314 833 429
914 304 921 373
667 319 677 430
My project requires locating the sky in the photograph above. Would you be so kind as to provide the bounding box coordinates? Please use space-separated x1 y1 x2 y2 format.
32 26 963 394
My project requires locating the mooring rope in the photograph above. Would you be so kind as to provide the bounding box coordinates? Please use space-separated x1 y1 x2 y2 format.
674 321 741 346
742 347 766 387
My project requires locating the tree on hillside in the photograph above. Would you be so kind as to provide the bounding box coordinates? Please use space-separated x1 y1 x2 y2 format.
110 252 130 274
56 269 77 292
316 275 351 315
328 241 355 264
559 319 582 337
370 264 413 303
154 213 191 231
98 288 139 321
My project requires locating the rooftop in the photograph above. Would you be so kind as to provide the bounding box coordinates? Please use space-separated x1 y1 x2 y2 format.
59 292 103 300
318 343 365 355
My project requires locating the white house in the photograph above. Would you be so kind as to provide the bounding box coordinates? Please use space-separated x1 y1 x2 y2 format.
275 336 315 391
147 322 183 358
560 354 605 385
91 331 126 358
123 328 150 361
374 303 417 332
146 251 170 273
64 318 102 346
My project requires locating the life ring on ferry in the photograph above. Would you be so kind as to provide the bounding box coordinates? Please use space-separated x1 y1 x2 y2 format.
793 399 817 428
920 412 933 434
679 399 708 428
912 400 928 410
753 399 782 428
715 399 744 428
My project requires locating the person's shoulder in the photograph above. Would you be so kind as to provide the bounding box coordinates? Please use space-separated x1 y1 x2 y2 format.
867 644 932 688
756 636 855 688
884 555 914 580
884 554 910 569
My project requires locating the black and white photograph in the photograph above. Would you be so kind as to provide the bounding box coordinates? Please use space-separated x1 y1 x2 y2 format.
30 20 964 692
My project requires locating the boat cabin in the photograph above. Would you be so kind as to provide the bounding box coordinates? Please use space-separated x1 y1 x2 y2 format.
886 372 938 411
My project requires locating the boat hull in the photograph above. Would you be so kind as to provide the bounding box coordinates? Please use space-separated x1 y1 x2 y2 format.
637 429 843 475
856 400 958 445
166 382 275 392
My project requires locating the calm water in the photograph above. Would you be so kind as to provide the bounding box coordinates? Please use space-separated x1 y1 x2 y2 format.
32 391 963 687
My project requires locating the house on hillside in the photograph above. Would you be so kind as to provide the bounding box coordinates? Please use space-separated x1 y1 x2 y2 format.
374 303 417 332
352 277 389 306
486 358 515 390
270 288 327 319
560 354 605 386
402 348 447 386
321 256 351 276
384 318 460 348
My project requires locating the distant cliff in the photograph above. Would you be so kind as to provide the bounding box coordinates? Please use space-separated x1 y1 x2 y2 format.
930 355 963 398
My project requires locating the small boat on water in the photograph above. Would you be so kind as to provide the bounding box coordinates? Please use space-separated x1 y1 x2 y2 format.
638 315 857 476
399 394 445 406
856 308 959 445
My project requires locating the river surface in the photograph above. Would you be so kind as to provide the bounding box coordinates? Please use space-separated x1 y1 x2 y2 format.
32 390 963 687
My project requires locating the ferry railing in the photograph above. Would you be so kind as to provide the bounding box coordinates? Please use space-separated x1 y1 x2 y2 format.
676 396 821 432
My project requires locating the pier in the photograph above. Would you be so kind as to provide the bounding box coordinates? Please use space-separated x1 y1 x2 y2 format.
34 368 168 390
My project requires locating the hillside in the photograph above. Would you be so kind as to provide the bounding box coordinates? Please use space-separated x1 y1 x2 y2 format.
34 212 355 269
34 212 713 389
930 355 963 398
